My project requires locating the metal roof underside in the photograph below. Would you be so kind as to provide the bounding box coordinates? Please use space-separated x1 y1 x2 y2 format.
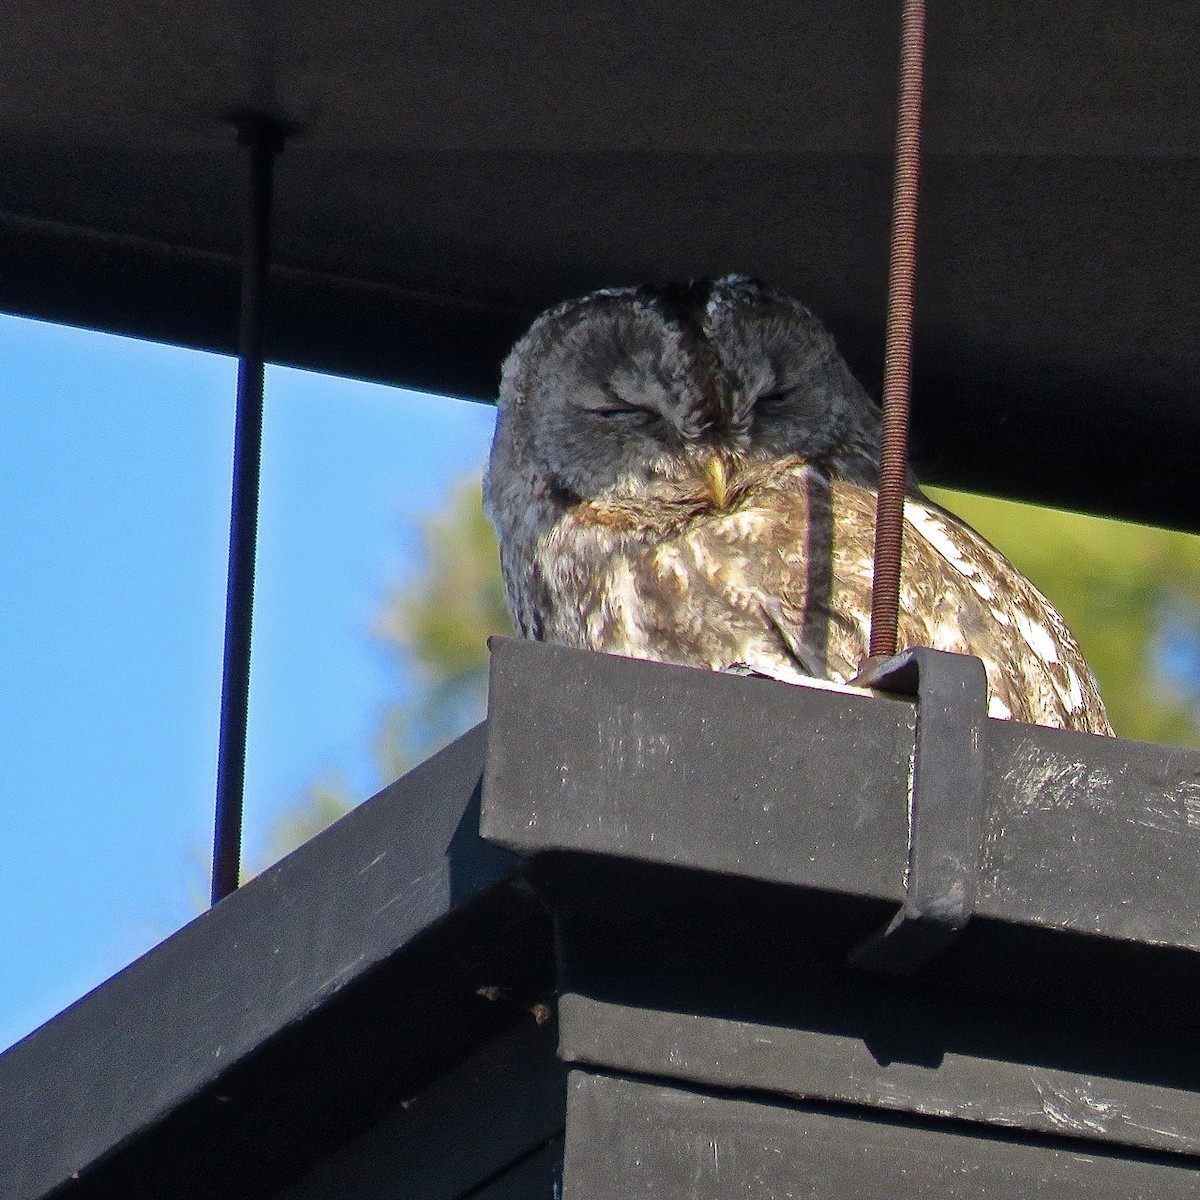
4 1 1197 527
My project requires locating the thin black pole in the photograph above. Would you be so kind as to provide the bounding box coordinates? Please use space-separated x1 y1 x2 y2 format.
212 117 283 905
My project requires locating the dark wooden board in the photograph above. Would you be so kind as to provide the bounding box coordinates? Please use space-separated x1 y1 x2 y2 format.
484 639 1200 955
468 1140 563 1200
559 991 1200 1159
0 725 535 1200
977 719 1200 943
279 1019 565 1200
563 1072 1200 1199
11 639 1200 1200
483 639 915 905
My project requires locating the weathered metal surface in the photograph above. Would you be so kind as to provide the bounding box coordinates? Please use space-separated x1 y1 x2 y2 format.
563 1071 1200 1199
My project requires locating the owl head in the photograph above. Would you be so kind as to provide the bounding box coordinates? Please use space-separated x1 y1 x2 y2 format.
486 275 881 516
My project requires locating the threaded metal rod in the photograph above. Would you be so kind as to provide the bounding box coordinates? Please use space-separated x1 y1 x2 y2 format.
868 0 927 660
212 117 282 905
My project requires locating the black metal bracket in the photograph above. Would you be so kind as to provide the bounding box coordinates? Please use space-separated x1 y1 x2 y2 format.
848 648 988 976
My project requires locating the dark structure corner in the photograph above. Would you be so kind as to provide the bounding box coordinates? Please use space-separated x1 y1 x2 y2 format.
7 642 1200 1199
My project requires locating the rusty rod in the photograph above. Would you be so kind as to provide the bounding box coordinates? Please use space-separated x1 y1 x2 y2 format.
868 0 927 660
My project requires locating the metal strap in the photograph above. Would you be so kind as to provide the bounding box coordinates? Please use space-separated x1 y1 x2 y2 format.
849 647 988 976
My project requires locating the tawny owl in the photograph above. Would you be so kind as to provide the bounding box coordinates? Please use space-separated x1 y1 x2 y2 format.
484 275 1112 735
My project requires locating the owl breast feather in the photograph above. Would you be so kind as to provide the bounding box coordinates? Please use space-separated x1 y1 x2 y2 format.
533 459 1112 736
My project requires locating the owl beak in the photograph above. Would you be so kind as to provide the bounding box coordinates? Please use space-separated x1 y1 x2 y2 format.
704 452 730 509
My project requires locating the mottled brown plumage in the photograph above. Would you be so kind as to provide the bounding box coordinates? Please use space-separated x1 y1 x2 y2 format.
485 276 1112 735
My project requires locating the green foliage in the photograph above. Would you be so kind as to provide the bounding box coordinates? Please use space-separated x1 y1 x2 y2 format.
371 476 513 774
256 476 511 869
929 487 1200 747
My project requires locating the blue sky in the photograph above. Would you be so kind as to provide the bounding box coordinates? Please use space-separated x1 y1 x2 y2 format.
0 314 497 1052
